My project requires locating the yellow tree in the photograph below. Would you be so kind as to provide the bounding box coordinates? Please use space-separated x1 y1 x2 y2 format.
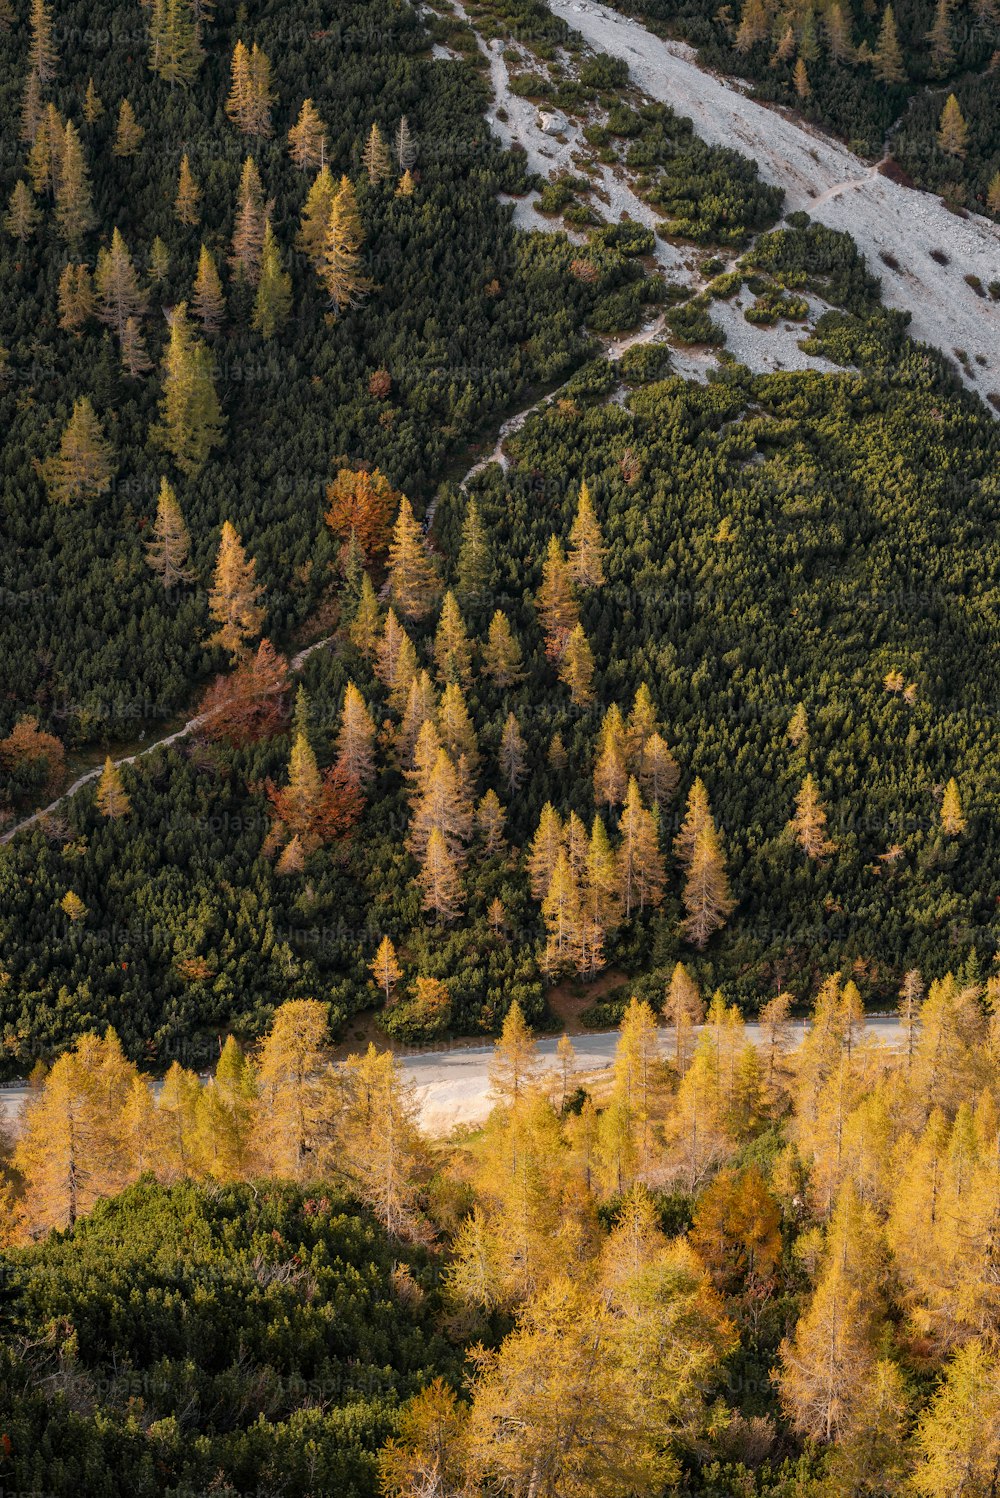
370 936 403 1004
526 802 564 901
594 704 629 809
157 301 225 473
790 773 835 858
361 122 393 182
174 151 200 224
940 777 966 835
196 1036 257 1181
937 94 969 158
28 0 57 82
567 478 606 587
229 156 266 284
156 1061 203 1181
112 98 144 157
341 1045 428 1237
433 590 474 686
616 777 665 919
418 824 465 921
44 396 115 504
910 1339 1000 1497
484 609 524 687
95 756 130 818
378 1378 469 1498
540 848 583 976
288 97 327 169
296 163 335 264
5 180 40 241
335 681 377 787
388 496 440 620
499 711 527 797
145 476 194 588
681 817 734 949
95 226 147 341
252 220 292 337
664 961 704 1071
54 120 94 248
254 998 334 1177
321 176 372 311
191 244 225 333
558 623 595 706
207 520 264 658
535 534 578 658
489 999 539 1107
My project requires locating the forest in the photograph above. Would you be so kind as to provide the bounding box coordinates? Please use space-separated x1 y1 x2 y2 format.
600 0 1000 204
1 983 998 1495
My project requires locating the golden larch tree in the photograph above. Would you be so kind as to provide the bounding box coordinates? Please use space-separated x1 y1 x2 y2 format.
44 396 115 504
95 756 130 818
388 496 441 619
157 301 225 473
145 476 194 588
288 98 327 169
174 151 201 224
112 98 144 156
568 479 606 588
206 520 264 657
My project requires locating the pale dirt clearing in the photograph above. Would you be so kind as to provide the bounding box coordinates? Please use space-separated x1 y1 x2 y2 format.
548 0 1000 398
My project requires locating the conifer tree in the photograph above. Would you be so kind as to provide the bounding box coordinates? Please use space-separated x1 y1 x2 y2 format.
375 607 413 695
113 99 144 157
418 825 465 921
674 777 711 867
251 220 292 337
499 712 527 797
145 476 194 588
476 789 505 853
489 1000 538 1104
321 176 372 311
638 732 679 807
483 610 523 686
83 77 104 123
28 0 57 82
60 890 87 921
370 935 403 1004
120 316 152 377
95 227 147 340
56 263 95 333
664 961 704 1069
937 94 969 157
396 114 417 170
255 999 333 1177
174 152 201 224
229 156 266 284
362 122 393 182
341 1045 428 1237
541 848 583 975
455 497 491 601
206 520 263 657
536 534 578 657
787 700 809 749
681 818 734 948
149 235 170 283
54 120 94 247
288 98 327 169
872 5 905 83
437 681 479 769
987 171 1000 216
226 40 273 135
407 745 473 867
940 776 966 834
617 777 666 918
910 1339 1000 1496
296 164 335 264
568 479 606 588
350 572 381 658
388 496 440 619
559 623 595 706
824 4 853 62
325 467 398 561
44 396 115 504
791 773 835 858
5 180 40 241
28 101 62 197
793 57 810 99
335 681 377 787
594 704 629 809
897 968 924 1066
191 244 225 333
149 0 201 86
157 302 225 473
527 802 564 900
433 591 474 686
20 71 43 144
95 757 130 818
926 0 955 75
735 0 769 50
396 169 415 198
